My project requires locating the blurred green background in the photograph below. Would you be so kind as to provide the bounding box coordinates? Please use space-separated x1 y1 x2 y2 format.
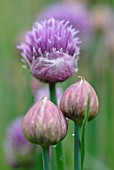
0 0 114 170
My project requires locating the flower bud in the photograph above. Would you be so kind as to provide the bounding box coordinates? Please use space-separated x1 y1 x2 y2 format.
22 97 67 147
60 76 99 124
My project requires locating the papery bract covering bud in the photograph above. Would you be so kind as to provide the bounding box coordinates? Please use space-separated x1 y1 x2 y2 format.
4 118 35 168
60 76 99 124
22 97 67 147
17 18 80 83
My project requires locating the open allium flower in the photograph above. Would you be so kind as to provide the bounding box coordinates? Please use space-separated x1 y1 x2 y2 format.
22 97 68 147
4 118 35 168
38 3 92 41
60 76 99 124
17 18 80 83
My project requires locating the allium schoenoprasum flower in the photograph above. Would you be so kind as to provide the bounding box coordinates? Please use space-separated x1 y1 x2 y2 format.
34 86 63 105
4 118 35 168
17 18 80 83
38 3 92 43
60 76 99 124
22 97 68 147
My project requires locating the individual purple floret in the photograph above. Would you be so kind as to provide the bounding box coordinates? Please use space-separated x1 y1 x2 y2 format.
17 18 80 83
34 86 63 105
4 118 35 168
38 3 92 41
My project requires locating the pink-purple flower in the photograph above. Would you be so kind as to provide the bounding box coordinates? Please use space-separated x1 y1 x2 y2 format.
22 97 68 147
38 3 92 41
60 76 99 124
4 118 35 168
17 18 80 83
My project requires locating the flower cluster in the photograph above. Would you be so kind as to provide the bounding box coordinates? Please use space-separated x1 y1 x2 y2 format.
17 18 80 83
15 9 99 170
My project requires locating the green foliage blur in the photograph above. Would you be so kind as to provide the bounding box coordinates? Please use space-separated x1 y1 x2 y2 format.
0 0 114 170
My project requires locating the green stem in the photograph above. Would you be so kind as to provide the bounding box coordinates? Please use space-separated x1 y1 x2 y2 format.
81 96 90 170
74 123 81 170
49 83 57 105
49 83 65 170
42 146 51 170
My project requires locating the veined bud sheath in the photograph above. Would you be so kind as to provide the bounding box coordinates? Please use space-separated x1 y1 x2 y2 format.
60 76 99 124
22 97 67 147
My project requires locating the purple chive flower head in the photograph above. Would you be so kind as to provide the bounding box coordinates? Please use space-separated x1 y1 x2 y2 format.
22 97 68 147
38 3 92 42
17 18 80 83
60 76 99 124
4 118 35 168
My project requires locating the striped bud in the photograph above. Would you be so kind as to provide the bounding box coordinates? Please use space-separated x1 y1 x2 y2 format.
60 76 99 124
22 97 67 147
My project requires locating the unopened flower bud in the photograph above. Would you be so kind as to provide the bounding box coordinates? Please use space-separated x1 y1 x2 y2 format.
22 97 67 147
60 76 99 124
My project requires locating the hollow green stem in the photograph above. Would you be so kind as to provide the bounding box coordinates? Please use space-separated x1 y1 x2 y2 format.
49 83 65 170
81 96 90 170
42 146 51 170
49 83 57 105
74 123 81 170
